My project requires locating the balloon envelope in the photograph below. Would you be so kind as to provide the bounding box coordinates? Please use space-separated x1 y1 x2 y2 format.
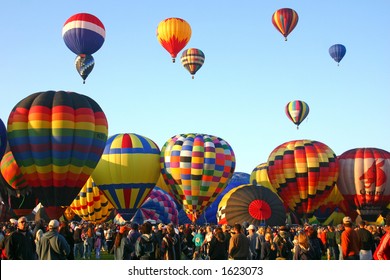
160 133 236 222
7 91 108 219
157 18 192 62
285 100 309 128
329 44 346 65
337 148 390 221
0 118 6 159
75 54 95 83
92 133 161 221
267 139 339 220
272 8 299 40
181 48 205 78
62 13 105 55
1 151 29 191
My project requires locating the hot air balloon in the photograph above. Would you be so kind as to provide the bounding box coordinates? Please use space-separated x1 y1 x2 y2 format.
132 186 179 226
62 13 106 55
337 148 390 222
313 185 345 223
75 54 95 84
0 118 6 159
272 8 299 41
70 177 114 223
181 48 205 79
160 133 236 222
329 44 346 66
92 133 161 221
285 100 309 129
157 17 192 62
267 140 339 221
217 184 286 227
1 151 29 192
7 91 108 219
250 162 275 190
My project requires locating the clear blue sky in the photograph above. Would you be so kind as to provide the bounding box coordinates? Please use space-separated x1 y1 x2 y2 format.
0 1 389 174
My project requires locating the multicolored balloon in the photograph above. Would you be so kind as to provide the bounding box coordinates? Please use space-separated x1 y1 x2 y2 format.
337 148 390 222
157 17 192 62
92 133 161 221
267 140 339 220
250 162 274 190
75 54 95 84
160 133 236 222
7 91 108 219
70 177 113 223
285 100 309 129
0 118 6 159
132 186 178 225
217 184 286 227
313 185 345 223
181 48 205 79
1 151 29 191
329 44 346 66
272 8 299 41
62 13 106 55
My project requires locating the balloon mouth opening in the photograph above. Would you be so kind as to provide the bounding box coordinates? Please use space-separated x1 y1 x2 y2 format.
248 199 272 220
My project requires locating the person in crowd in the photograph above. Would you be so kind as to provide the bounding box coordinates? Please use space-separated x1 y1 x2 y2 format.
128 222 141 260
192 250 203 260
260 232 277 260
83 226 94 259
73 223 84 259
293 231 313 260
135 221 158 260
228 223 250 260
341 216 361 260
373 214 390 260
113 225 131 260
36 219 70 260
274 225 294 260
222 224 231 254
208 227 227 260
161 224 178 260
104 224 114 253
59 221 74 260
94 231 102 259
32 219 46 241
201 225 213 258
326 225 339 260
357 220 374 260
4 216 35 259
306 226 324 260
192 227 204 253
335 223 344 260
246 224 260 260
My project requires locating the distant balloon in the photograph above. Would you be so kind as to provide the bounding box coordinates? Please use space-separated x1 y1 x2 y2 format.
0 119 6 159
272 8 299 41
62 13 106 55
157 17 192 62
75 54 95 84
329 44 346 66
285 100 309 129
181 48 205 79
7 91 108 219
337 148 390 221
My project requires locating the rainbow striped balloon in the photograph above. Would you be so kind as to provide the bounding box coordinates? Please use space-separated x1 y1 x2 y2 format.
92 133 161 221
160 133 236 222
7 91 108 219
285 100 309 129
70 177 114 223
62 13 106 55
1 151 29 191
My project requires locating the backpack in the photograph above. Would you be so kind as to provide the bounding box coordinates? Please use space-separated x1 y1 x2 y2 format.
137 235 155 260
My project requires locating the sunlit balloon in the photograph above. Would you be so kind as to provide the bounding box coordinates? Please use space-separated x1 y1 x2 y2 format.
329 44 346 66
0 118 6 159
157 17 191 62
272 8 299 41
337 148 390 221
160 133 236 222
250 162 275 190
92 133 161 221
181 48 205 79
285 100 309 129
75 54 95 84
62 13 106 55
7 90 108 219
70 177 114 223
1 151 29 192
267 139 339 221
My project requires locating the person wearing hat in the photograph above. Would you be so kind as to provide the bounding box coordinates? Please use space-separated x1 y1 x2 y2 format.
356 220 374 260
341 216 361 260
246 224 260 260
373 214 390 260
36 219 70 260
4 216 36 260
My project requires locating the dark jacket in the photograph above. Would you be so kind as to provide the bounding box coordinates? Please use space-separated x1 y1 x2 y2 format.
36 230 70 260
209 235 228 260
5 229 36 260
229 232 250 260
260 241 277 260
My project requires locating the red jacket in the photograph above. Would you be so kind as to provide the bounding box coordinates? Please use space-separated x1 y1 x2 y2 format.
374 231 390 260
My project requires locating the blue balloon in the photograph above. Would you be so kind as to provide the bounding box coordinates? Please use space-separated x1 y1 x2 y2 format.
329 44 346 65
0 118 6 159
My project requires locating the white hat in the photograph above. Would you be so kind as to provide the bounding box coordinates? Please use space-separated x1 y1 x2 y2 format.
48 219 59 229
343 216 352 224
246 224 256 231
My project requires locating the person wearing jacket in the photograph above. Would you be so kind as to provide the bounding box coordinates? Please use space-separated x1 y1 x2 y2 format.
228 223 249 260
36 219 70 260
